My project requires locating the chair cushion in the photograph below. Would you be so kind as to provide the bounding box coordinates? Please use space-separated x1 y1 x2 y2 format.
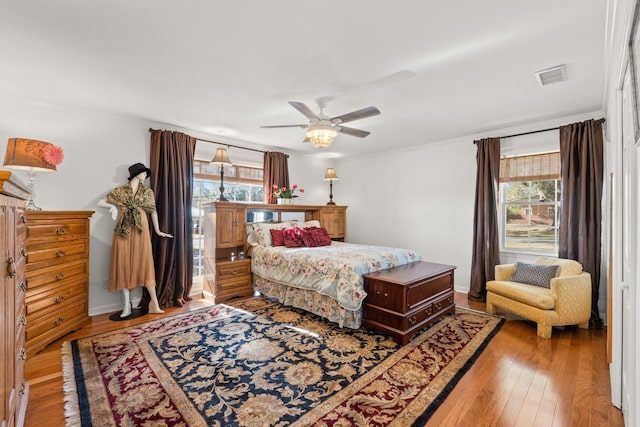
510 262 559 288
535 257 583 276
486 280 555 310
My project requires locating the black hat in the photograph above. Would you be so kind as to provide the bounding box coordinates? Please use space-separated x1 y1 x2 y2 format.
127 163 151 181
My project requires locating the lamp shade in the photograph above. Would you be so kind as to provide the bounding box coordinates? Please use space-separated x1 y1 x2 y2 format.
210 147 233 166
3 138 57 172
307 125 337 148
324 167 339 181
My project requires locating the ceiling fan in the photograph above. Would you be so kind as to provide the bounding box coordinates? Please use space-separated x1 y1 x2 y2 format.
261 97 381 148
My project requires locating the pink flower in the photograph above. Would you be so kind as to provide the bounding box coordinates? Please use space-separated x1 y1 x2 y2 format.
292 184 298 189
43 145 64 165
299 189 305 193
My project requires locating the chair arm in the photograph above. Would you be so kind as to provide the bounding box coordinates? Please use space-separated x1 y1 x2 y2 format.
550 272 592 321
495 264 516 281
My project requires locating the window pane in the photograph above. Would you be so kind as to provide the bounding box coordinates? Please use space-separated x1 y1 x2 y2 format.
501 179 559 254
192 161 264 284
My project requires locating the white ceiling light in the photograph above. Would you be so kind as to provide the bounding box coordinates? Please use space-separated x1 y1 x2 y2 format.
306 124 338 148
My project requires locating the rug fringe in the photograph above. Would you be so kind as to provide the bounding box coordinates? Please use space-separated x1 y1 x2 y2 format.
61 341 82 427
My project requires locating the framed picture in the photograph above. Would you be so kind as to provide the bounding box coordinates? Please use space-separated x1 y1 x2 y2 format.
629 1 640 138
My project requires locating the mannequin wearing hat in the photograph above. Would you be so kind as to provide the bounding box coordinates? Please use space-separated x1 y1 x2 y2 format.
97 163 173 318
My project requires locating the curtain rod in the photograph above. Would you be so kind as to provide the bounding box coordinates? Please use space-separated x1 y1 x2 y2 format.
473 118 606 142
148 128 267 154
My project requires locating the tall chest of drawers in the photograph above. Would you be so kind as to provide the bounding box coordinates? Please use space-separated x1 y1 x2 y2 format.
1 171 29 427
24 211 94 357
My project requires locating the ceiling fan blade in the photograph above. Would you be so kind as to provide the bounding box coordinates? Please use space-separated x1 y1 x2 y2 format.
260 124 308 129
289 101 319 120
331 106 380 124
302 136 310 143
336 126 370 138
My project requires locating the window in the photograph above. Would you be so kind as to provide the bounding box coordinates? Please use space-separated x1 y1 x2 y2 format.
499 152 561 254
192 160 264 279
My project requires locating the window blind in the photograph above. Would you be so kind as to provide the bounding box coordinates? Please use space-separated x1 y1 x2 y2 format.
499 152 560 183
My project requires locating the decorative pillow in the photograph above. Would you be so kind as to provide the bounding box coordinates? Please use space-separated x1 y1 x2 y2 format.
510 262 559 288
269 228 285 247
303 227 332 247
283 227 305 248
252 222 292 246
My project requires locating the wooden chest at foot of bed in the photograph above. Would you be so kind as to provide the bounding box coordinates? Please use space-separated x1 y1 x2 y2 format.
363 261 456 345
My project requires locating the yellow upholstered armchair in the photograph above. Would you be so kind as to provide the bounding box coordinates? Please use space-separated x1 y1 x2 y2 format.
486 257 591 338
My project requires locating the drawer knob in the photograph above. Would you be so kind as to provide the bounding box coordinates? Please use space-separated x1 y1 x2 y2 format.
20 214 26 224
55 227 67 235
409 316 417 325
425 307 432 315
55 295 65 303
232 269 239 275
55 250 66 257
54 316 65 326
18 348 26 361
375 291 389 297
19 281 27 292
435 302 442 310
55 272 66 280
19 315 26 326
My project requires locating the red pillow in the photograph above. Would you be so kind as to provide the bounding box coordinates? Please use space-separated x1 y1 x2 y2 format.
283 227 305 248
305 227 332 247
269 228 285 246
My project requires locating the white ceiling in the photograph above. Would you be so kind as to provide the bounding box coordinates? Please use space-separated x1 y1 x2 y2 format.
0 1 606 159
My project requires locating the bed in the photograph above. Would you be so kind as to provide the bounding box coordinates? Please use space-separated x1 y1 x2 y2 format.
249 220 421 328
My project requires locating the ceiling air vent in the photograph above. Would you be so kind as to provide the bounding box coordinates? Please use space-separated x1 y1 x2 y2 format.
534 64 568 87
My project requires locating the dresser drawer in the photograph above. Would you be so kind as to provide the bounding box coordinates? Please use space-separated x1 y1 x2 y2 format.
26 220 88 243
26 298 88 342
216 259 251 278
433 291 455 314
25 259 88 290
216 276 252 302
25 277 87 316
26 239 88 270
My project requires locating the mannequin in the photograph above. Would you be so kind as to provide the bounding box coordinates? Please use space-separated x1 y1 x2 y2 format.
98 162 173 317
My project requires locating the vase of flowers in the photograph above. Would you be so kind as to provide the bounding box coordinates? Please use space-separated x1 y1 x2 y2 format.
273 184 304 204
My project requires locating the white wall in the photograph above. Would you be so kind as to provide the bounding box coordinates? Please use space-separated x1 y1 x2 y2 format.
0 95 328 315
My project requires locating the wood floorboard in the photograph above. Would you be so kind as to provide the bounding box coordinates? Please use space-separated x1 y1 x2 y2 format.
23 293 624 427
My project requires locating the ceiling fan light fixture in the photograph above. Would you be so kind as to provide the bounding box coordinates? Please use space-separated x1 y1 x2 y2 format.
306 125 337 148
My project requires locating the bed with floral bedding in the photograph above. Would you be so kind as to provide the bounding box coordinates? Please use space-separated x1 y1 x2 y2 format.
249 221 421 328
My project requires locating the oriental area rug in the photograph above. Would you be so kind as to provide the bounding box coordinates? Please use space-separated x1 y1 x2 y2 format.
62 298 503 427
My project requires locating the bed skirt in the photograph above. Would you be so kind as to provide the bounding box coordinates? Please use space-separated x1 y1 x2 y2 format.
253 275 362 329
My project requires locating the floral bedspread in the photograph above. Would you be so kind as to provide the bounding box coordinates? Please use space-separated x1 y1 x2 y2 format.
251 242 421 312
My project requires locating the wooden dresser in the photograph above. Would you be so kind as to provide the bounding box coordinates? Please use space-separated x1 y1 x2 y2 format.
24 211 94 357
363 261 456 345
1 171 29 427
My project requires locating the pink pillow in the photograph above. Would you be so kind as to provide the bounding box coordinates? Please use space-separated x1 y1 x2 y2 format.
283 227 305 248
269 228 285 247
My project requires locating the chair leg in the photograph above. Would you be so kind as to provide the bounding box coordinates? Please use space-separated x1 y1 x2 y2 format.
578 322 589 330
486 297 497 314
537 323 552 339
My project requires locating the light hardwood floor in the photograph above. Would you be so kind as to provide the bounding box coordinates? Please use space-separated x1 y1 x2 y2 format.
24 293 624 427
